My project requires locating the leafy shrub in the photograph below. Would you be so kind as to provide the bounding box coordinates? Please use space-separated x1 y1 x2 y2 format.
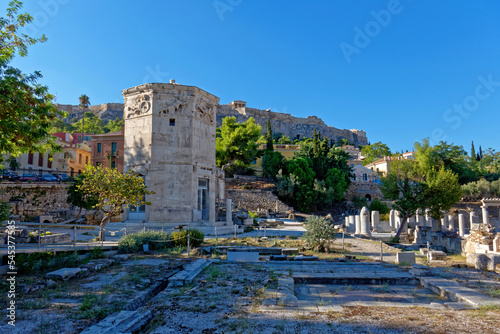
303 215 335 252
0 200 11 222
15 251 80 275
368 198 390 214
379 213 390 222
171 229 204 248
118 230 171 253
352 196 368 209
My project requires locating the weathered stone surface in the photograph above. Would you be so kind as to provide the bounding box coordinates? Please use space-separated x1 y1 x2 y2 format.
45 268 81 280
429 251 447 261
396 252 416 265
227 251 259 262
0 184 70 217
227 189 291 213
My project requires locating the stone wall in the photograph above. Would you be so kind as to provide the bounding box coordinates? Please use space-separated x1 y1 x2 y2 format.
55 100 369 146
346 182 384 201
227 189 292 212
0 184 70 217
216 104 368 146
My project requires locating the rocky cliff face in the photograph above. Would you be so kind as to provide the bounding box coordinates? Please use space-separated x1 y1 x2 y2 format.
56 102 368 145
56 103 125 124
216 105 368 146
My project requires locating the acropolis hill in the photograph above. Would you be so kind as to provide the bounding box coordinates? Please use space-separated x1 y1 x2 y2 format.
56 99 368 145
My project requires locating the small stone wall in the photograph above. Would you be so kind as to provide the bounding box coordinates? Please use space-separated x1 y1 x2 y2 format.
0 183 70 217
227 189 292 212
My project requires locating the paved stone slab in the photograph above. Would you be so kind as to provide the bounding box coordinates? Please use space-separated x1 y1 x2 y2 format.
420 276 500 308
81 309 152 333
45 267 81 280
168 259 211 287
445 302 477 310
227 251 259 262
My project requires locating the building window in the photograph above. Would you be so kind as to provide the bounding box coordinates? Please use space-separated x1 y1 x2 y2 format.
111 142 117 155
97 143 102 153
79 154 82 163
363 173 368 181
38 153 43 167
111 161 116 169
28 152 34 164
85 156 89 164
47 154 52 169
170 119 175 126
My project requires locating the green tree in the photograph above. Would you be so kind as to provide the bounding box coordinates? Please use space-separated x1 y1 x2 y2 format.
216 116 262 175
287 157 316 212
368 198 390 214
78 165 153 240
380 160 427 241
78 94 90 138
266 118 274 151
381 159 462 242
276 134 292 144
0 1 64 158
313 129 320 158
336 138 350 147
303 215 335 252
414 139 477 184
72 112 105 135
361 142 392 165
470 141 476 161
0 200 11 222
104 119 124 133
67 175 99 218
320 137 330 157
324 167 349 202
262 150 285 179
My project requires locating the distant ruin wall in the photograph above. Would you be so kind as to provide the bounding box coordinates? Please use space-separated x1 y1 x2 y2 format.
0 184 70 217
55 101 368 146
227 189 292 212
216 105 368 146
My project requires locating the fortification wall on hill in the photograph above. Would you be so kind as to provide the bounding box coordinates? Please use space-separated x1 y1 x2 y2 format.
216 105 368 146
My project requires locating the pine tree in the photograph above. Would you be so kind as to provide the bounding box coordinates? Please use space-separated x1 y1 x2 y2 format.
471 141 476 160
266 119 274 151
479 145 483 160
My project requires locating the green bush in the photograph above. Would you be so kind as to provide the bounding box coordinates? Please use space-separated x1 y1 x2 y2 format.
118 230 171 253
379 213 390 222
303 215 335 252
15 251 80 275
171 229 205 248
368 198 390 214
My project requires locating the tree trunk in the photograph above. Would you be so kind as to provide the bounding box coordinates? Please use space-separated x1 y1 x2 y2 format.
393 212 410 243
99 216 110 241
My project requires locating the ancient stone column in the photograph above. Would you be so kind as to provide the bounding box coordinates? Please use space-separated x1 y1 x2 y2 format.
441 214 448 232
209 191 216 223
389 210 395 228
432 217 441 232
425 209 432 228
407 215 416 229
345 217 349 231
226 198 232 224
355 215 361 235
470 211 476 226
416 209 424 226
371 210 380 230
458 213 465 237
395 211 401 230
448 214 455 232
349 215 355 233
360 207 371 237
481 205 489 225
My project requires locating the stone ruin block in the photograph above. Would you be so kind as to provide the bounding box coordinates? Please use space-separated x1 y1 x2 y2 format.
396 252 416 265
429 250 447 261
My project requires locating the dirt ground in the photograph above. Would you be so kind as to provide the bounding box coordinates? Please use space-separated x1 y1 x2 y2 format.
1 237 500 333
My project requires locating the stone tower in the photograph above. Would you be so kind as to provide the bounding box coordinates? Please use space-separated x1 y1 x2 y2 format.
121 82 220 226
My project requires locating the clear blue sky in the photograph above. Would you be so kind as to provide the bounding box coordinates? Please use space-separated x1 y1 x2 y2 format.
9 0 500 153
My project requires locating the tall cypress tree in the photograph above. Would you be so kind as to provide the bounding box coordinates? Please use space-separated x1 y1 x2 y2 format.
313 129 320 158
471 141 476 160
266 118 274 151
321 137 330 157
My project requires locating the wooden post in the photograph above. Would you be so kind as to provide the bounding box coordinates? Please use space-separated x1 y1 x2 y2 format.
187 234 190 258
